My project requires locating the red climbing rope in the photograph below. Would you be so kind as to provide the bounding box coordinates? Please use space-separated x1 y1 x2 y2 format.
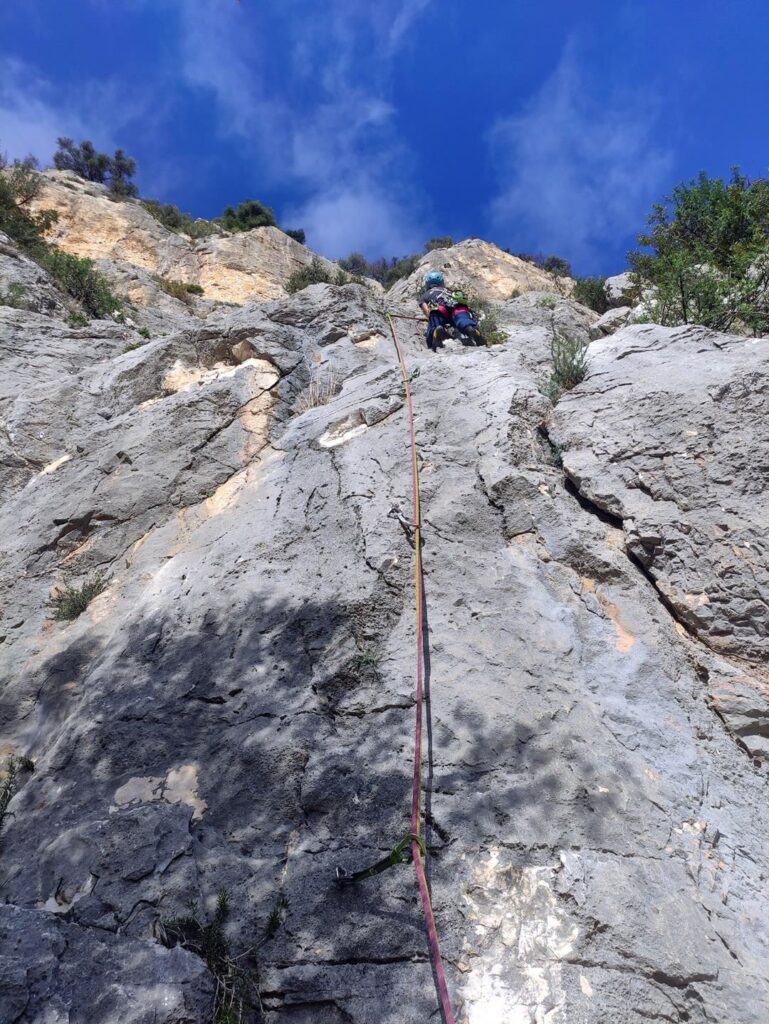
386 312 457 1024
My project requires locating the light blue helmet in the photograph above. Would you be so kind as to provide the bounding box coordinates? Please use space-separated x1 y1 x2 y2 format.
424 271 444 288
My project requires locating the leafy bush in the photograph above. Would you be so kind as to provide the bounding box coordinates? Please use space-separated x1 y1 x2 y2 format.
536 295 557 309
286 257 332 293
142 200 218 239
138 325 151 339
0 152 57 253
424 236 454 252
284 228 306 244
629 168 769 333
155 276 202 303
49 574 109 621
41 250 122 318
53 138 138 198
218 198 276 232
544 332 589 403
338 251 369 276
572 276 610 314
515 251 573 277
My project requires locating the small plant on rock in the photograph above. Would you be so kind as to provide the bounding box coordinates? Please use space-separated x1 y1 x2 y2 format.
138 326 151 339
0 754 34 837
544 332 589 404
350 648 380 671
0 282 27 309
155 276 202 303
49 574 109 621
293 369 342 414
162 887 257 1024
536 295 557 309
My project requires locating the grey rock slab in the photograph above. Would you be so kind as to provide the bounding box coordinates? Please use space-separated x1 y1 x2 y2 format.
0 905 213 1023
1 278 769 1023
551 323 769 663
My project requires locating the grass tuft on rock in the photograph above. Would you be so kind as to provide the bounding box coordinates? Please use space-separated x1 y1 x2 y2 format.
49 574 109 621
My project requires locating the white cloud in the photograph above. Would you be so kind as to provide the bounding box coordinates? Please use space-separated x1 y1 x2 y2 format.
0 56 156 168
284 181 423 257
387 0 432 54
172 0 433 255
487 43 673 266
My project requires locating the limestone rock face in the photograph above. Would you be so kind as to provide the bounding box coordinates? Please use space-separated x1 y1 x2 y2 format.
604 271 638 307
589 304 632 339
387 237 574 304
1 228 768 1024
30 171 339 304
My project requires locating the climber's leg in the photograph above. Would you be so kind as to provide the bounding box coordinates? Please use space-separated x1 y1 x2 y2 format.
425 310 448 351
452 307 485 346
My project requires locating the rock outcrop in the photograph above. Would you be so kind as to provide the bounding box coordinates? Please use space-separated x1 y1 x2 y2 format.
388 238 574 303
1 217 768 1024
30 171 340 305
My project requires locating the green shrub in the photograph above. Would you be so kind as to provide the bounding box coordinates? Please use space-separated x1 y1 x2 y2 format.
41 250 122 318
572 276 610 314
544 332 589 403
142 200 218 239
384 253 420 289
629 168 769 333
155 276 202 303
286 257 333 294
338 252 368 276
536 295 557 309
66 311 89 327
424 236 454 252
0 152 57 253
218 198 276 232
48 574 109 621
138 326 151 339
0 754 34 836
53 138 138 198
0 282 27 309
284 228 306 244
542 255 572 277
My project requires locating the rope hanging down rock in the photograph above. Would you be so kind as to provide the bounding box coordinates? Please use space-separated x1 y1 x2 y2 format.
334 313 457 1024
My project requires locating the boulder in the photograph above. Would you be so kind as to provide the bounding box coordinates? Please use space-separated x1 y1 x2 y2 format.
603 271 638 307
589 305 632 339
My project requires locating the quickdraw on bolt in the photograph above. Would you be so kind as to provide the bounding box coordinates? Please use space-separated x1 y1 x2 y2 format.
335 832 426 887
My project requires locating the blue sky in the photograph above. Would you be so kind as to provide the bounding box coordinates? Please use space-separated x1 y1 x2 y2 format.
0 0 767 274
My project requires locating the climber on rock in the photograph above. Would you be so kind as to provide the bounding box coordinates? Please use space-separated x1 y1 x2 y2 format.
418 271 486 351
